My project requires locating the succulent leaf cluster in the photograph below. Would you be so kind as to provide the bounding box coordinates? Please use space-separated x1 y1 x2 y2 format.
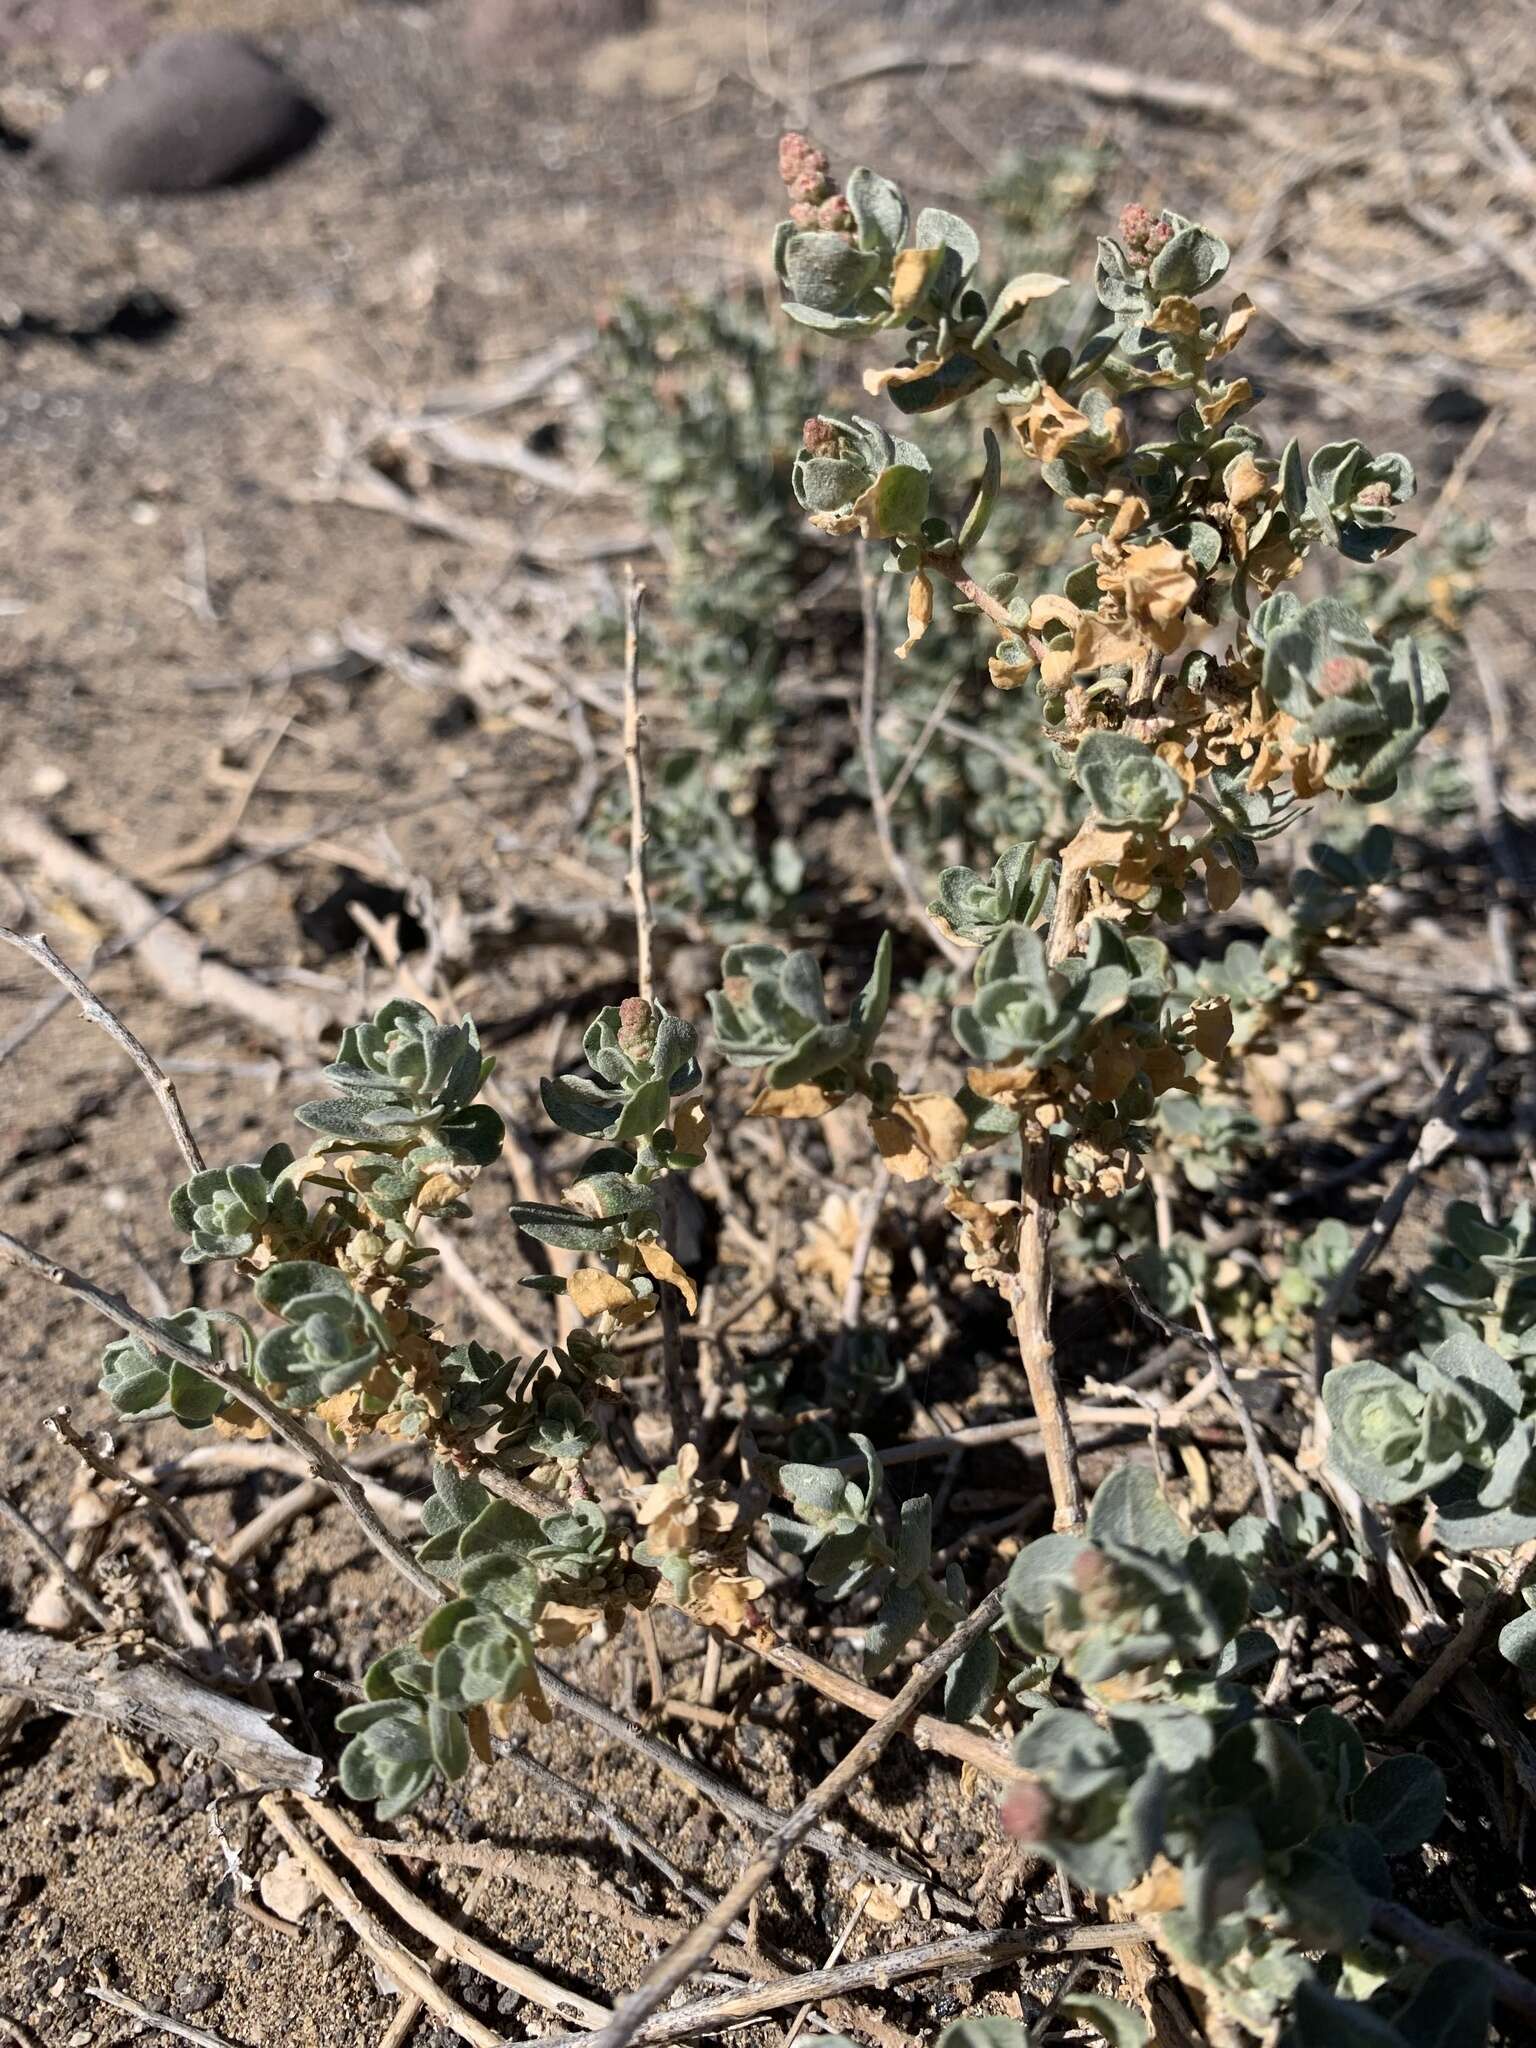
100 1308 232 1428
769 145 1450 940
339 1462 653 1818
1001 1470 1453 2035
928 842 1056 948
169 1145 307 1264
709 935 893 1097
1254 595 1449 799
1324 1332 1536 1551
764 1436 964 1679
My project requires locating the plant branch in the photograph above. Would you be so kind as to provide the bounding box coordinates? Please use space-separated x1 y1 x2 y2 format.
580 1585 1006 2048
0 1228 440 1604
0 1487 115 1629
921 551 1022 637
1311 1061 1485 1393
857 547 969 971
0 927 205 1176
257 1797 502 2048
1386 1550 1536 1734
534 1661 974 1918
621 565 657 1006
1369 1898 1536 2030
537 1918 1156 2048
1117 1263 1281 1524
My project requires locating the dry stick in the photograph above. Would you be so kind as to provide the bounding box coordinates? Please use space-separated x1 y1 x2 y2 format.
0 797 457 1068
541 1918 1155 2048
0 1229 440 1606
418 1221 550 1357
1386 1550 1536 1735
723 1625 1025 1786
0 1628 320 1791
856 549 969 971
534 1663 976 1919
0 803 333 1046
380 1865 495 2048
621 569 657 1009
836 1163 891 1345
580 1585 1006 2048
619 565 690 1454
83 1984 245 2048
45 1408 245 1587
0 1488 114 1629
1368 1899 1536 2032
258 1797 501 2048
998 828 1095 1536
0 929 206 1176
1115 1266 1281 1525
296 1794 613 2029
499 1744 725 1923
1310 1063 1482 1394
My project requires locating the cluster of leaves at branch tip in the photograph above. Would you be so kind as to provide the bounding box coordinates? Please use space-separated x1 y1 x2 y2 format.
772 137 1447 916
997 1468 1479 2040
762 1435 964 1680
94 982 770 1816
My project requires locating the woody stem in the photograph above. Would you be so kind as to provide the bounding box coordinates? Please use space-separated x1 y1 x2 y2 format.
921 554 1021 639
1003 842 1094 1533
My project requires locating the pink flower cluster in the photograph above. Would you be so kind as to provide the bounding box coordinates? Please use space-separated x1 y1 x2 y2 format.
801 416 842 456
1120 202 1174 269
779 132 854 234
617 995 657 1060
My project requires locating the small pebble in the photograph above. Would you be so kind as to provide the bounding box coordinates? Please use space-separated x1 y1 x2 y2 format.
172 1976 222 2016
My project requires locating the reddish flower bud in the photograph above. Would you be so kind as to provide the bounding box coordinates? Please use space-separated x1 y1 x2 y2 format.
818 194 854 234
1001 1780 1055 1841
1355 481 1393 508
1318 654 1372 698
618 995 657 1060
1120 202 1173 268
778 131 829 190
802 417 841 455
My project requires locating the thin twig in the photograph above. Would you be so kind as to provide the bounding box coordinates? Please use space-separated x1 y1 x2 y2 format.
0 1488 114 1628
1311 1064 1483 1392
84 1984 244 2048
582 1586 1006 2048
1116 1268 1281 1524
1386 1551 1536 1734
539 1918 1155 2048
0 928 205 1176
46 1409 248 1592
856 548 968 970
0 805 333 1046
1369 1899 1536 2029
619 567 690 1451
296 1794 613 2028
835 1165 891 1345
257 1798 501 2048
996 830 1095 1535
534 1663 975 1918
0 1229 440 1605
379 1865 494 2048
499 1744 724 1923
722 1623 1024 1785
621 568 656 1007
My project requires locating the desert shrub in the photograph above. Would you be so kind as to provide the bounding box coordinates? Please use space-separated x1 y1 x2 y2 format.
49 135 1529 2048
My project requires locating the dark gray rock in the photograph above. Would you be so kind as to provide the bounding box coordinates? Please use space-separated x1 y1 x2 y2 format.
35 31 324 197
